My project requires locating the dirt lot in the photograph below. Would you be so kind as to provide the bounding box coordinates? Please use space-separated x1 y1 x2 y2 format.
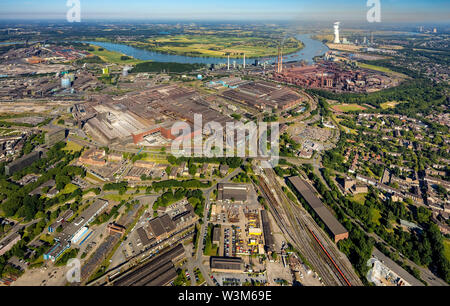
0 101 72 113
12 264 68 286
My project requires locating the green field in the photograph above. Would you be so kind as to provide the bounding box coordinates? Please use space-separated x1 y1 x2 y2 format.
103 193 132 202
370 208 382 225
350 193 367 205
332 104 367 112
63 140 84 152
358 62 395 74
89 45 144 65
122 35 304 58
380 101 404 109
444 239 450 262
61 183 78 195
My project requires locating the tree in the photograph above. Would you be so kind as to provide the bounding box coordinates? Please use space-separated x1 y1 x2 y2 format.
188 163 197 176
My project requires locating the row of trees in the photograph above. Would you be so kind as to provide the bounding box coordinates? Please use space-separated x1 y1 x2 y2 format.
167 155 243 169
151 179 211 191
103 181 128 195
152 188 205 218
307 79 448 118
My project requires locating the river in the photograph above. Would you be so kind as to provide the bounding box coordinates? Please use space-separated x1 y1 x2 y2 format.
81 34 329 65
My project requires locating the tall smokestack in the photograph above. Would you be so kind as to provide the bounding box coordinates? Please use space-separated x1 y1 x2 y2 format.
227 55 230 70
277 46 280 73
333 22 341 44
280 48 283 73
243 53 246 68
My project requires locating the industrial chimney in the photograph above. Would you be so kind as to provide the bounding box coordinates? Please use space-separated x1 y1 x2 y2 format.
333 22 341 44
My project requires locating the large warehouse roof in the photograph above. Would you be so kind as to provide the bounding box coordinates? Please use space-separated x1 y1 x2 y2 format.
288 176 348 237
217 183 248 202
210 256 244 272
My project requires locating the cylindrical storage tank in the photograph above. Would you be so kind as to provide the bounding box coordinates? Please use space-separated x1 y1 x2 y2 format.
61 77 71 88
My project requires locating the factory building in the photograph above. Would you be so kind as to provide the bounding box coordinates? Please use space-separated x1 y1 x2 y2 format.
78 148 106 167
44 199 109 261
210 256 244 273
137 204 197 247
287 176 349 243
81 84 233 145
221 81 303 111
131 124 201 145
147 214 176 242
43 241 70 262
217 183 249 203
5 150 41 176
112 244 184 286
48 209 73 233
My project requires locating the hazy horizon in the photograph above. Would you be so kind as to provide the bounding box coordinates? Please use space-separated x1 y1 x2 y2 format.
0 0 449 23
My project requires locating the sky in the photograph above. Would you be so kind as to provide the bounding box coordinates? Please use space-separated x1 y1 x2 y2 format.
0 0 449 23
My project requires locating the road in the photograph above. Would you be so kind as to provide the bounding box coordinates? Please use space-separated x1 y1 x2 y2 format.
189 167 243 286
0 219 39 246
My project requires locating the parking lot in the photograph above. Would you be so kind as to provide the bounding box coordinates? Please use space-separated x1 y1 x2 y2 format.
212 272 267 286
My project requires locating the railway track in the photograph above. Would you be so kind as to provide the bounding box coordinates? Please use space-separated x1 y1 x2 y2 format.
306 223 351 286
260 168 362 286
288 188 363 286
258 174 341 285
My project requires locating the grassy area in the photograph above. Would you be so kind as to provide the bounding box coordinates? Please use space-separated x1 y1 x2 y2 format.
123 35 303 58
358 62 395 74
380 101 403 109
39 233 54 244
370 208 382 226
194 268 205 285
203 224 219 256
85 172 105 184
334 118 358 135
61 183 78 195
444 238 450 262
350 193 367 205
332 104 367 112
55 248 79 267
63 140 84 152
142 155 169 164
173 269 190 286
89 45 143 65
103 193 132 202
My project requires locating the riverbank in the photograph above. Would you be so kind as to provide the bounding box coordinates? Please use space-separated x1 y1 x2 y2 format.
81 34 328 65
88 35 304 59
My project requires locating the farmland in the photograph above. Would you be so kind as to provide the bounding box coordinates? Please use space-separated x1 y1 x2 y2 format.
358 62 396 74
89 45 144 65
120 34 304 58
